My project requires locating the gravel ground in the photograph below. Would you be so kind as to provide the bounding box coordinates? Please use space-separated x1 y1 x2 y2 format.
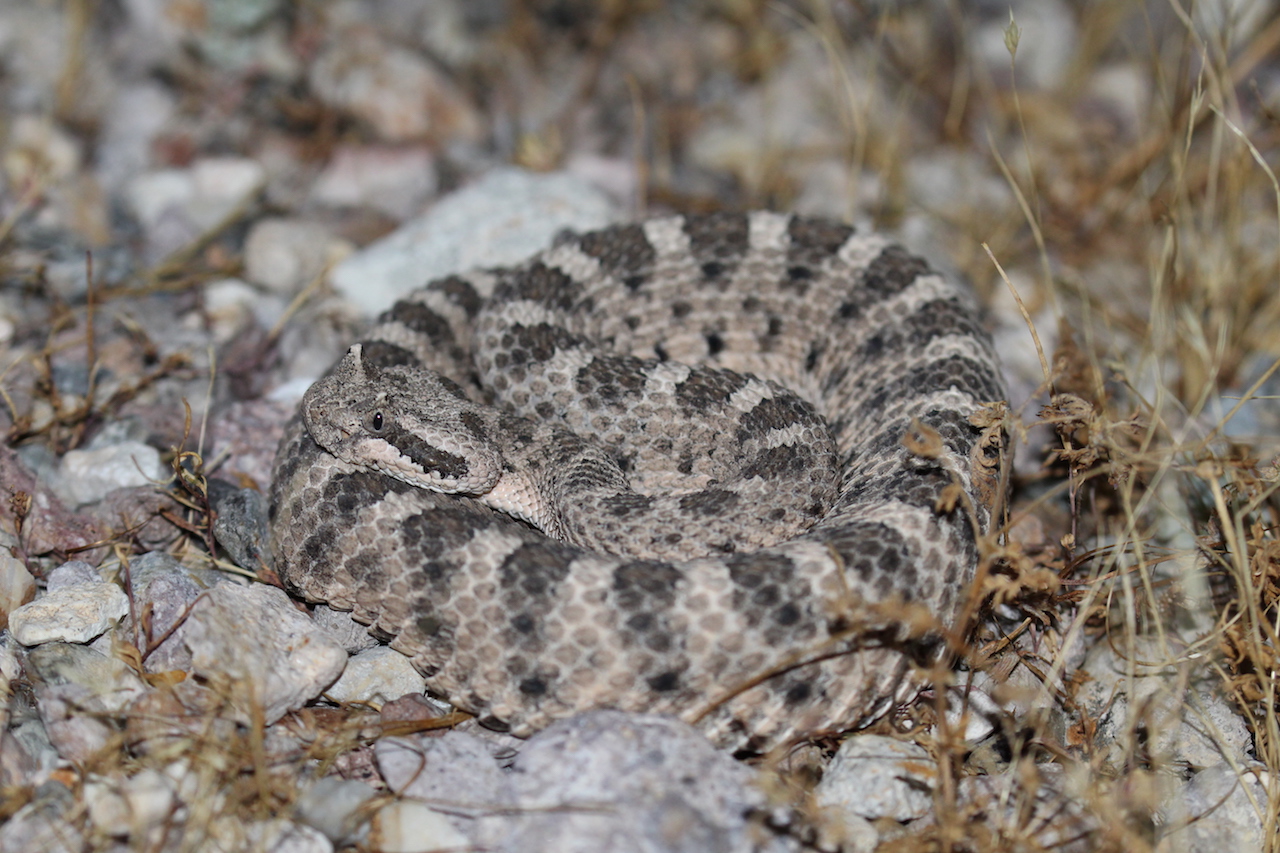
1 2 1278 851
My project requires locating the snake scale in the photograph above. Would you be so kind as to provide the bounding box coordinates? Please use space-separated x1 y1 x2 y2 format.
269 211 1008 751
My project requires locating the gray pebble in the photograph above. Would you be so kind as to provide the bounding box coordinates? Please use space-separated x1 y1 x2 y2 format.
292 776 377 846
183 583 346 724
54 440 165 508
9 580 129 646
327 167 618 316
324 646 425 707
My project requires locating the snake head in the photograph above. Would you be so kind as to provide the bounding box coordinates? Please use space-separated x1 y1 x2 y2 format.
301 344 503 496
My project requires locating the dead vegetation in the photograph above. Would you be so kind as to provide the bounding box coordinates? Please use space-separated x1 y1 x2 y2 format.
1 1 1279 851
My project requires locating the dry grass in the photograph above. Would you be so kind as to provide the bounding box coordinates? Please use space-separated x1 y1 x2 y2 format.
3 1 1280 850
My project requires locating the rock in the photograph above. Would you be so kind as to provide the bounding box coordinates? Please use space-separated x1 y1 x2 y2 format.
208 480 271 571
25 643 150 711
324 646 425 707
95 81 176 192
0 783 84 853
55 440 166 508
84 768 175 838
308 28 479 143
125 157 266 261
207 817 334 853
310 604 378 654
378 728 515 805
293 777 377 846
0 550 37 628
9 580 130 645
183 583 346 724
26 643 150 764
369 800 470 853
328 167 619 316
124 551 222 673
1077 637 1253 771
813 734 936 824
45 560 100 590
243 218 353 296
1158 763 1269 852
498 711 774 853
204 277 287 343
311 145 437 220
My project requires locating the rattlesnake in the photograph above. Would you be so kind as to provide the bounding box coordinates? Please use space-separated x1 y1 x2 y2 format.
269 211 1007 751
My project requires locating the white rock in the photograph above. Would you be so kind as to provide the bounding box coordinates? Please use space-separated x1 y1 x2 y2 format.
190 157 267 228
45 560 99 591
3 115 81 185
324 646 424 706
308 29 478 142
0 551 36 626
125 169 196 232
293 777 376 845
183 583 346 725
204 277 287 342
369 800 469 853
311 145 436 220
1077 637 1253 771
56 440 165 507
813 734 936 822
125 157 266 259
95 81 176 192
244 218 353 296
84 769 174 837
9 581 129 645
310 604 378 653
209 817 334 853
329 167 618 316
1159 763 1269 852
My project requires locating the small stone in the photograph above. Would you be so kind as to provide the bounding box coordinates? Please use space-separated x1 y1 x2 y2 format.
243 218 353 296
27 643 149 764
378 730 513 806
204 277 286 343
311 145 436 220
308 29 479 143
380 693 451 725
124 551 222 673
329 167 618 316
0 785 84 853
26 643 149 713
125 157 266 261
84 769 174 837
208 480 271 572
369 800 469 853
813 734 937 822
1077 637 1252 771
492 711 768 853
0 550 37 629
95 81 176 192
55 440 166 508
325 646 425 707
208 817 334 853
293 777 377 845
311 604 378 654
9 580 130 645
183 583 346 724
1158 763 1269 852
45 560 100 590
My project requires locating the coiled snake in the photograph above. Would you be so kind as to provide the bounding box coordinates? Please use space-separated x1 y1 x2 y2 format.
269 212 1007 750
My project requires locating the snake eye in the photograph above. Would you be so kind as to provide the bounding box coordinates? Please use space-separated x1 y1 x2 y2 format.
370 412 384 431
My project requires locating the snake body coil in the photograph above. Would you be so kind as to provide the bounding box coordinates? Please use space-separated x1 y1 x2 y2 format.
270 212 1007 750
